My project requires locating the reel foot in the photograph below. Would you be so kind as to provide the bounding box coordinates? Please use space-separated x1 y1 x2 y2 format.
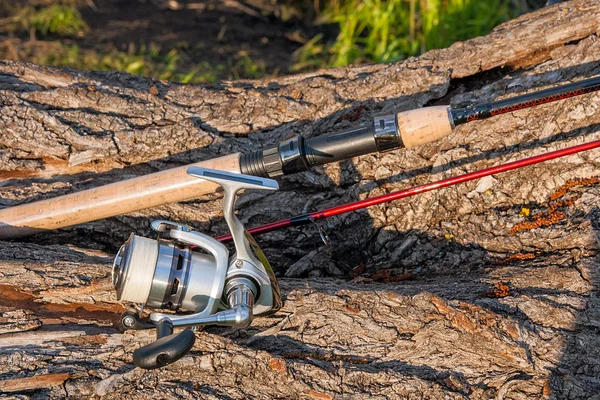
116 310 154 332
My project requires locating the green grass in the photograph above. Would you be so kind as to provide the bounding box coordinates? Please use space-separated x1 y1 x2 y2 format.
230 51 267 80
18 4 89 37
293 0 533 71
33 42 265 84
0 0 538 82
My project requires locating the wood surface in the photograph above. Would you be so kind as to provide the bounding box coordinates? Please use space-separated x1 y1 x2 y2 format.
1 1 600 398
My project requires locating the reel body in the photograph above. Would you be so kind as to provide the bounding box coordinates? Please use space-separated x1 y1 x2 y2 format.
112 168 281 369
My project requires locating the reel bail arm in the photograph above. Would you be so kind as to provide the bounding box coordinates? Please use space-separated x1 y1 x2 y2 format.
112 168 280 369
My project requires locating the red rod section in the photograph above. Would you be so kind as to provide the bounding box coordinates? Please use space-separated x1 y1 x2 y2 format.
217 139 600 243
241 219 293 237
312 139 600 218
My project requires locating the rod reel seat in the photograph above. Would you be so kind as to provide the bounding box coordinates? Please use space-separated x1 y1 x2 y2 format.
112 168 281 369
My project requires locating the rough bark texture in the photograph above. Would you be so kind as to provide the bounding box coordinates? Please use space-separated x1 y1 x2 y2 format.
2 1 600 398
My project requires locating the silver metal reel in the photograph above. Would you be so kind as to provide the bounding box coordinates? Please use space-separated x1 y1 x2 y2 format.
111 168 280 369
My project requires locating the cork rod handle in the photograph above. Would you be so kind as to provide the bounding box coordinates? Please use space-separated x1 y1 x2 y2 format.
0 153 241 239
397 106 454 148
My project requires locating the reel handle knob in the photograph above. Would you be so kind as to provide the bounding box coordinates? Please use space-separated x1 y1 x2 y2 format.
132 319 196 369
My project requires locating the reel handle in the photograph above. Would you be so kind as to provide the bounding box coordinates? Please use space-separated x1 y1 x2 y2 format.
132 278 256 369
132 319 196 370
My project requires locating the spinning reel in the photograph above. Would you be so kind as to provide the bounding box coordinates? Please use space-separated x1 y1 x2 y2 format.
112 167 282 369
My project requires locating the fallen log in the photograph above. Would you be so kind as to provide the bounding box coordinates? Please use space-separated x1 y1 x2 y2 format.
1 1 600 398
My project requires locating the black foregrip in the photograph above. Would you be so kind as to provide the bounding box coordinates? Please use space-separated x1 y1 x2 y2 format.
133 323 196 370
303 124 377 167
240 123 378 177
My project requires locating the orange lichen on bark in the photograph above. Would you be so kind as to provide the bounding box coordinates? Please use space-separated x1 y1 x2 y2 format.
510 195 580 235
510 211 566 235
370 269 414 282
485 282 511 298
511 176 600 235
450 312 479 334
493 252 535 265
308 391 334 400
550 176 600 201
268 358 287 374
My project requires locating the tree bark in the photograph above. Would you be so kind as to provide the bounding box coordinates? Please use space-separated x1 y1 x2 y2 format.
2 1 600 398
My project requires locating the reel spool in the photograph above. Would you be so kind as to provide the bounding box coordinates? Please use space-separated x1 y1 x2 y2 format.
112 168 281 369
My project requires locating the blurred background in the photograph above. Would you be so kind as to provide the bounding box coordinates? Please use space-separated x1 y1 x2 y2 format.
0 0 551 83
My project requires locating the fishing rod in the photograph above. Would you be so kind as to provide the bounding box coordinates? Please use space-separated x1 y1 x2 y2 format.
217 138 600 242
112 137 600 370
6 74 600 371
101 77 600 370
1 75 599 239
